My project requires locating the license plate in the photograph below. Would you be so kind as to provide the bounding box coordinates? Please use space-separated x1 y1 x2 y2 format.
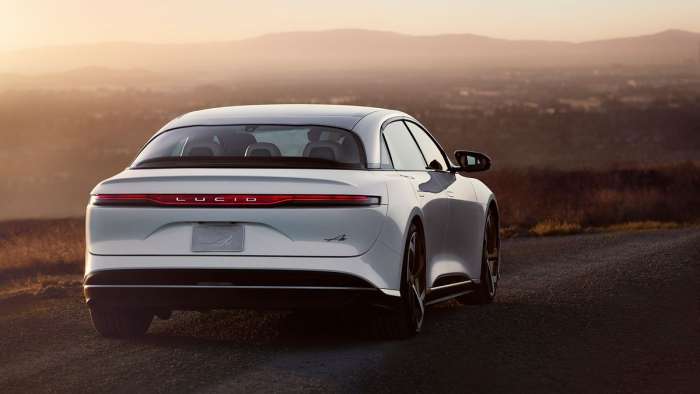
191 223 244 252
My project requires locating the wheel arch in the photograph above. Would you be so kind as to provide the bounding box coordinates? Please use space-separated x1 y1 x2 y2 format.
404 208 426 248
487 196 500 230
470 177 498 228
390 208 426 290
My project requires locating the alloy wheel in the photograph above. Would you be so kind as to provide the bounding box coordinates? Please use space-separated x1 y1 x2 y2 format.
484 213 500 297
405 230 425 331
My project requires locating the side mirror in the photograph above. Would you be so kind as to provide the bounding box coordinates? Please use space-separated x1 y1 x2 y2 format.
453 150 491 172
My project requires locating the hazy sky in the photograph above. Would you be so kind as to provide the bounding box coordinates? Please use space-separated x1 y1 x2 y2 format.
1 0 699 50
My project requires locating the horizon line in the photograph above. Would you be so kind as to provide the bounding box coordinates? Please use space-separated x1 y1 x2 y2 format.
3 27 699 53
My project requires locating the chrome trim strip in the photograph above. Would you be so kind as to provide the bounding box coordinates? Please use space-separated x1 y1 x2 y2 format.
429 280 472 292
425 291 472 306
379 289 401 297
84 285 374 291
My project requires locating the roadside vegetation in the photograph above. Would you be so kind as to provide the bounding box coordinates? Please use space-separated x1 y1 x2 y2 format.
0 219 83 289
479 163 699 237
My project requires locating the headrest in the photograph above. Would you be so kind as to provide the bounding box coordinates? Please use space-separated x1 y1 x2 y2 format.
223 133 257 156
307 128 323 142
244 142 282 157
340 137 360 163
303 141 342 161
183 140 222 157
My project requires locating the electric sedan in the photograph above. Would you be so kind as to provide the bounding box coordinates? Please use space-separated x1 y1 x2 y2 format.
84 104 500 339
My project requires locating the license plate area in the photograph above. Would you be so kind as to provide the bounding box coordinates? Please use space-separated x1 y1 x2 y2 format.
191 223 244 252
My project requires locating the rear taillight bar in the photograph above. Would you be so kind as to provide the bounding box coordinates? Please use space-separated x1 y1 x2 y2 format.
91 194 380 207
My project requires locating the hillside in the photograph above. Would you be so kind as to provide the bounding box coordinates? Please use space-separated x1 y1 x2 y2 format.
0 29 698 75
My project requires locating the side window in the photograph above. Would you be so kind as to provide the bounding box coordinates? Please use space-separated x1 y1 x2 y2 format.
380 135 393 169
382 121 426 171
405 122 448 171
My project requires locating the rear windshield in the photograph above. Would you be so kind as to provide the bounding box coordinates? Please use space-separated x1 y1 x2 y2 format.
132 125 365 169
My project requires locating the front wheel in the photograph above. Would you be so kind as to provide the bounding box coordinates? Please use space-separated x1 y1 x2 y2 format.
370 222 426 339
89 307 153 338
458 209 500 305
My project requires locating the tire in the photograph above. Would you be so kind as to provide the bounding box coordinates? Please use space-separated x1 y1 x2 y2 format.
370 222 426 339
89 307 153 338
458 208 500 305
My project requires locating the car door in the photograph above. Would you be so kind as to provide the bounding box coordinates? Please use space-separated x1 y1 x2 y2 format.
402 121 474 285
407 121 483 281
382 120 451 287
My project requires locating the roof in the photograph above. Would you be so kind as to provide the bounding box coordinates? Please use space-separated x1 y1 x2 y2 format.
159 104 392 132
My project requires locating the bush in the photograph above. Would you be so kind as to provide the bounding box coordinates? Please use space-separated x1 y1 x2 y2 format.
477 162 700 229
0 219 84 283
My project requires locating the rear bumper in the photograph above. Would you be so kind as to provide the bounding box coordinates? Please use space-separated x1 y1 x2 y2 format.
84 285 399 310
85 242 403 291
83 268 401 310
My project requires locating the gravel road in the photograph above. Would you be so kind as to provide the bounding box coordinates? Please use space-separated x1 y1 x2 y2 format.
1 228 698 393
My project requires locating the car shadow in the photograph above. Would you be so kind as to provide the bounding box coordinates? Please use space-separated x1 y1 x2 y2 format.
139 307 381 349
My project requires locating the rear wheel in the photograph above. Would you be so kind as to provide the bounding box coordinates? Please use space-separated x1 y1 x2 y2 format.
89 307 153 338
458 208 500 304
370 222 426 339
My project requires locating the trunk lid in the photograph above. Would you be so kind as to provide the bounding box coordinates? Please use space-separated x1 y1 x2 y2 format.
87 168 387 257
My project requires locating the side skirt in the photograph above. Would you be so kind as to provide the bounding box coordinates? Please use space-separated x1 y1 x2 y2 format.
425 279 475 306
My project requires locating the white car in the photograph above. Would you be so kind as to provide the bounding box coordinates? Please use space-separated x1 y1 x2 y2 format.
84 105 500 339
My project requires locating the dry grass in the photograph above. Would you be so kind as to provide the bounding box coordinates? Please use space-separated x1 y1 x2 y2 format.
0 274 82 301
478 162 700 229
525 220 684 237
605 221 681 232
529 220 583 236
0 219 83 283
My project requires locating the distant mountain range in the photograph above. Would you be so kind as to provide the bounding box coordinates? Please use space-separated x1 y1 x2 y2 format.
1 29 698 77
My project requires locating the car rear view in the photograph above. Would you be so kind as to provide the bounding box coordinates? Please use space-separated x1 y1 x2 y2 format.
84 115 400 338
